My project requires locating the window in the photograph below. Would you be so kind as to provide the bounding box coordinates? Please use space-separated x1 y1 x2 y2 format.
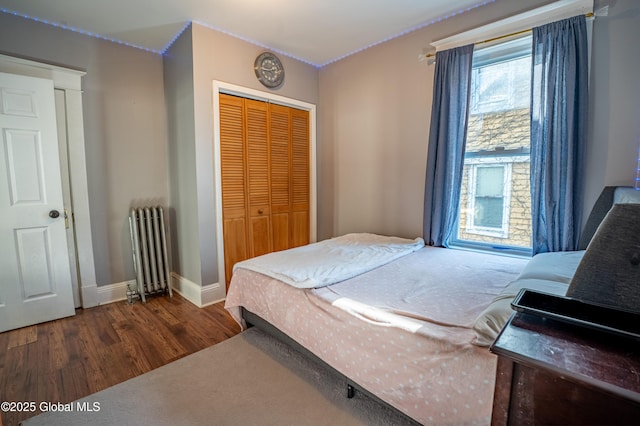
467 162 511 237
453 36 533 253
470 56 531 115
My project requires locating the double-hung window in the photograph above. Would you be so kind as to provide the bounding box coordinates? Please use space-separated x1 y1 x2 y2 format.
452 35 533 254
466 161 511 237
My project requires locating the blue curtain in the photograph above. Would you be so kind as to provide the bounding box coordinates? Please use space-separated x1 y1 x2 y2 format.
423 45 474 246
530 16 588 254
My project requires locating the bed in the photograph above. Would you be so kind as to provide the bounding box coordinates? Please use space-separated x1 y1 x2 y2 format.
224 186 637 424
224 233 528 425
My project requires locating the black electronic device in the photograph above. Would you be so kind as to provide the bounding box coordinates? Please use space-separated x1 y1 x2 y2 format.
511 288 640 340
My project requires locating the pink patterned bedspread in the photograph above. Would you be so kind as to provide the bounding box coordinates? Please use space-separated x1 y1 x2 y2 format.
225 246 527 425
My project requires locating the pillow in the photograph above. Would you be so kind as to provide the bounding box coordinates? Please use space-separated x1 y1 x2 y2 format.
473 250 586 346
614 187 640 204
473 278 569 347
517 250 585 283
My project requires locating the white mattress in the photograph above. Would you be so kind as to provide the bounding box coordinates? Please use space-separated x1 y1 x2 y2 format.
225 246 527 425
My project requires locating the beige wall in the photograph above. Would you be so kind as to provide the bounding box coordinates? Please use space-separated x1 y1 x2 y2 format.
584 0 640 217
164 26 199 287
318 29 430 240
0 13 168 287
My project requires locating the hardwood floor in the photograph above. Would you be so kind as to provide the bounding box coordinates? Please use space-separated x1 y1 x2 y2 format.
0 293 241 426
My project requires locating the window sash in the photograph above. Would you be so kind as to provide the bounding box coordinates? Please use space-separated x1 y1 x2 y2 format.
466 162 512 238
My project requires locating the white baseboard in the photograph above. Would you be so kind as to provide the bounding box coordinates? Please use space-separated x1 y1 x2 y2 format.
93 275 225 307
170 273 225 307
96 280 134 305
80 283 100 308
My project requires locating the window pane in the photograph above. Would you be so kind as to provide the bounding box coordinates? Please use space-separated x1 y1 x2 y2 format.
476 166 504 197
475 197 503 228
471 56 531 114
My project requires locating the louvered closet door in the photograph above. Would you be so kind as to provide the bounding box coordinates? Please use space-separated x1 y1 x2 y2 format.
245 99 272 257
219 94 249 289
269 104 310 250
269 104 291 252
291 108 310 247
219 93 310 289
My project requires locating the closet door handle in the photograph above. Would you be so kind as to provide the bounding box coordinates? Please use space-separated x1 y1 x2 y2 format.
258 209 263 215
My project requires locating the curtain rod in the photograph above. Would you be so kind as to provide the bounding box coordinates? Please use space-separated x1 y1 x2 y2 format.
423 12 594 60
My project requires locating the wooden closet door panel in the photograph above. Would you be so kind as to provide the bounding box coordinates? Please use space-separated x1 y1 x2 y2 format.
291 108 310 247
219 94 248 288
223 218 247 288
245 99 272 257
269 104 291 251
220 94 246 212
271 216 289 252
250 216 271 256
291 212 309 247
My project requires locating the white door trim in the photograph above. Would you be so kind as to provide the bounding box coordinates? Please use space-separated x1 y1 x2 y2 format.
0 53 98 308
211 81 317 295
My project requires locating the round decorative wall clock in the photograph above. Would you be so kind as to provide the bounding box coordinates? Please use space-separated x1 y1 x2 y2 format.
254 52 285 88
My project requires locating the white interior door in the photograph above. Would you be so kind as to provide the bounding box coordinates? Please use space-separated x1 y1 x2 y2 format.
0 72 75 332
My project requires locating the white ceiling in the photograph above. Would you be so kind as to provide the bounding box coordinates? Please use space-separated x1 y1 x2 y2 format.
0 0 494 67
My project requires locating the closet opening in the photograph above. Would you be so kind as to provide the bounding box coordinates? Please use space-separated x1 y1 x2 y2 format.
212 82 317 291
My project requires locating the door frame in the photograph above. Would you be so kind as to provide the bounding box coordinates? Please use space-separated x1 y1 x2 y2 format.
212 81 317 293
0 54 99 308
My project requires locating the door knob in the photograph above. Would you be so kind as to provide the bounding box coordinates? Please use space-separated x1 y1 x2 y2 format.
49 210 61 219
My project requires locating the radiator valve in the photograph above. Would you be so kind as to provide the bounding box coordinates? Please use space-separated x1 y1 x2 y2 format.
126 283 140 305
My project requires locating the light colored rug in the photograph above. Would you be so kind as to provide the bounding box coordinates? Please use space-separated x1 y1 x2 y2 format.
23 327 417 425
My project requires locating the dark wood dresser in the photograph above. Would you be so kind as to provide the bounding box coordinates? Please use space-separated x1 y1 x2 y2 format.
490 312 640 425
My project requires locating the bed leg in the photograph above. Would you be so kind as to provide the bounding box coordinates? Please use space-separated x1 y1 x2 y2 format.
347 384 355 399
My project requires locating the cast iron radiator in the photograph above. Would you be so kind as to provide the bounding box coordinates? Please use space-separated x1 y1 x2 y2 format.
128 206 173 302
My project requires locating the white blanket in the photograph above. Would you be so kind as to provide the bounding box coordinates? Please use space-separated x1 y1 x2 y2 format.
232 233 425 288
